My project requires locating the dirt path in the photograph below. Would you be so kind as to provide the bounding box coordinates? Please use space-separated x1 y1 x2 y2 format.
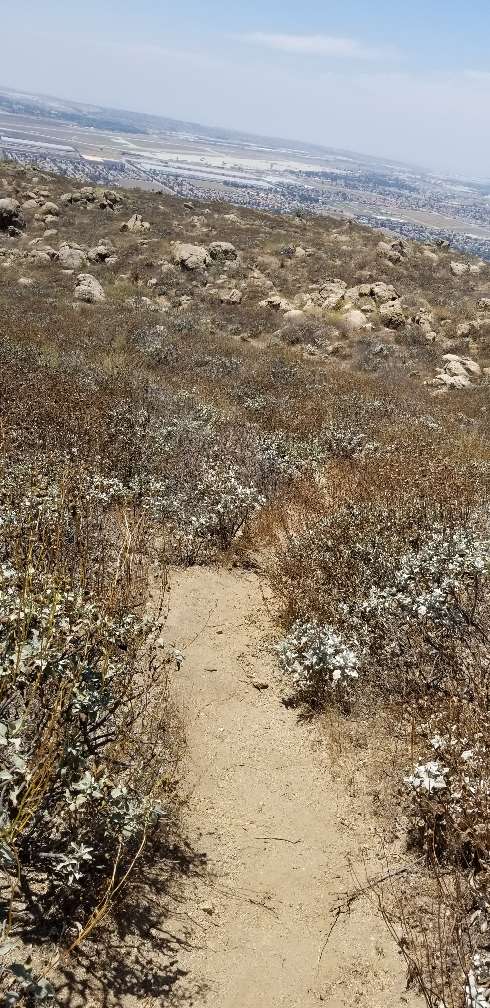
163 567 415 1008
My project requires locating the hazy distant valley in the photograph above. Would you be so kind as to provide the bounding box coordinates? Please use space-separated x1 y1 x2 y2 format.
1 84 490 260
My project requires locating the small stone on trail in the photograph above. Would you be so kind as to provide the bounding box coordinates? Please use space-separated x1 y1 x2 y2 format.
199 902 216 915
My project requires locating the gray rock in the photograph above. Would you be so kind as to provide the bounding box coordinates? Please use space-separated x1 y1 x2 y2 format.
37 201 59 218
379 299 406 328
120 214 150 233
74 273 106 303
0 198 25 234
450 261 469 277
317 279 347 310
377 239 408 264
430 354 481 391
259 292 292 311
283 309 306 323
340 308 369 331
209 240 238 261
59 243 87 269
87 243 114 263
172 242 211 270
219 288 243 304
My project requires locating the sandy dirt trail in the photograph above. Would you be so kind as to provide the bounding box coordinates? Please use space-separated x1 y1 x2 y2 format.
163 566 414 1008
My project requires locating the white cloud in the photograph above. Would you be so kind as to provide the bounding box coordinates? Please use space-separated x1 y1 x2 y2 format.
236 32 396 60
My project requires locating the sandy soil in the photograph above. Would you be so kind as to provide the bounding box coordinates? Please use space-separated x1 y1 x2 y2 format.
161 566 417 1008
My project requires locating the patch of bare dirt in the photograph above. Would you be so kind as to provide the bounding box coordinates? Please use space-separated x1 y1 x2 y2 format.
160 566 418 1008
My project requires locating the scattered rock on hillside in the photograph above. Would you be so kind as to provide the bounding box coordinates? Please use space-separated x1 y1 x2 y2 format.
259 292 292 311
172 242 211 270
87 242 115 263
450 261 469 277
317 279 347 309
37 201 59 219
218 288 243 304
209 241 238 261
379 299 406 328
61 188 123 210
431 354 481 390
120 213 150 233
414 311 437 342
283 309 306 323
0 198 25 235
74 273 106 303
59 242 87 269
377 239 408 264
341 308 369 331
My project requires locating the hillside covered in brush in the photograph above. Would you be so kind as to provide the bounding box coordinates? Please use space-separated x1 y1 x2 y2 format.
0 160 489 1008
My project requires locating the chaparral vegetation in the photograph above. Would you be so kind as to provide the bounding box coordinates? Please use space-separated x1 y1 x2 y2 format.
0 159 489 1007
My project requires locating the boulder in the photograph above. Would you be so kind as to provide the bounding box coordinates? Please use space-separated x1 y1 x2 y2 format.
431 354 481 391
209 241 238 261
370 282 399 304
120 214 150 233
219 288 243 304
0 198 25 235
259 292 292 311
37 201 59 218
74 273 105 303
450 261 469 277
87 243 114 263
345 282 399 309
379 299 406 328
283 309 306 323
317 279 347 310
99 190 123 209
59 243 87 269
172 242 211 270
377 239 408 264
414 311 437 341
340 308 369 331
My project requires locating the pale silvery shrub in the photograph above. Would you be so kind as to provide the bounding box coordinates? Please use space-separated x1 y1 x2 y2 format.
277 618 360 703
404 760 448 795
466 956 490 1008
366 525 490 627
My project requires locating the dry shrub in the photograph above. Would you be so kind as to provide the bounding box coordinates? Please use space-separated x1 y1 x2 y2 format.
267 416 490 1008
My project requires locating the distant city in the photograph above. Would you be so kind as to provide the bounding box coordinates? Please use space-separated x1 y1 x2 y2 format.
1 85 490 260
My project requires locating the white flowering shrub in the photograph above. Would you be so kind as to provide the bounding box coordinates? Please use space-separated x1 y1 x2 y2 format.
366 525 490 627
467 956 490 1008
277 618 360 704
305 423 378 462
0 458 172 995
404 760 448 795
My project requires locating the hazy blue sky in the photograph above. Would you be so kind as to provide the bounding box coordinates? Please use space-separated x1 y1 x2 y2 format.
2 0 490 176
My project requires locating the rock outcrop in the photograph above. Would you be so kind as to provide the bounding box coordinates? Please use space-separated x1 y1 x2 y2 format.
74 273 106 303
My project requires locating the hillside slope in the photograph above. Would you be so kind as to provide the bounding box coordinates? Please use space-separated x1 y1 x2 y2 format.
0 160 489 1008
